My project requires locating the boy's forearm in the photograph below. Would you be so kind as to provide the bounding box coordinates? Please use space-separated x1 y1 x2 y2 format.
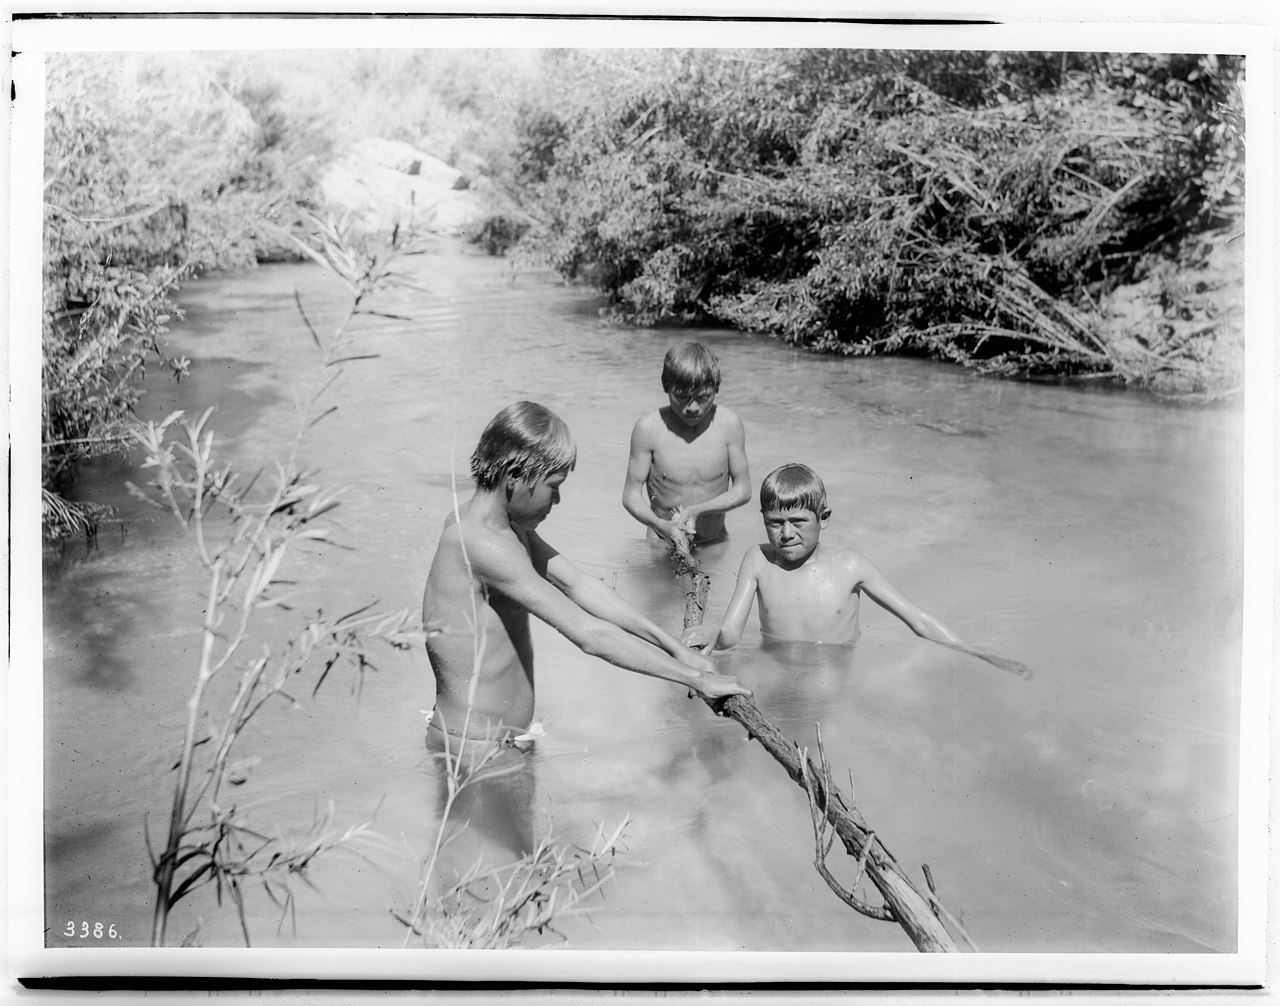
911 613 963 647
570 576 674 651
623 486 666 533
589 622 709 690
685 484 750 519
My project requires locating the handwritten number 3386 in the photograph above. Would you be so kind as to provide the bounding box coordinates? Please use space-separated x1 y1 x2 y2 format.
63 921 117 939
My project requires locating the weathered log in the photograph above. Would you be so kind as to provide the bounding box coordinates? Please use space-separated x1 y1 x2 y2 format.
671 542 712 630
670 534 959 952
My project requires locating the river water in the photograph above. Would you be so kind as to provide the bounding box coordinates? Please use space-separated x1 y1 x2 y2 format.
40 238 1245 961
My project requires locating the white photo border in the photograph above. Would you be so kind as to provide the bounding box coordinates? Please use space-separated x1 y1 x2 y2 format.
7 6 1274 989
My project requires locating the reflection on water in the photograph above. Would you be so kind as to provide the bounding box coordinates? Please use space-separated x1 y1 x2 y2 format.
41 240 1243 954
425 729 540 865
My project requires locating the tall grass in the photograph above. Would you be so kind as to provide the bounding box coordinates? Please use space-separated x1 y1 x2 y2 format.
395 725 629 950
131 216 424 946
133 214 626 947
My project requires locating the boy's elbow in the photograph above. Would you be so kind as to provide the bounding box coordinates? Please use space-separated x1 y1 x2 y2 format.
576 621 615 659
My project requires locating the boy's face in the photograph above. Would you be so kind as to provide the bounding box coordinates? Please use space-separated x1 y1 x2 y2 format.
762 506 828 565
508 469 568 529
667 385 717 428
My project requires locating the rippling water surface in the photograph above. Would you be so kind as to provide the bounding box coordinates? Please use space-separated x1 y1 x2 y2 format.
42 239 1245 956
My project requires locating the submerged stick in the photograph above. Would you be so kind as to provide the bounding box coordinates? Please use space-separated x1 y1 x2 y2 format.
669 532 958 953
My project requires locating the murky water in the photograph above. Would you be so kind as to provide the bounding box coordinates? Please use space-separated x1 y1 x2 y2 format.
41 238 1243 955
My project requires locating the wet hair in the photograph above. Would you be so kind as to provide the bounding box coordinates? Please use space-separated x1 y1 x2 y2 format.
661 342 721 396
470 401 577 491
760 463 829 516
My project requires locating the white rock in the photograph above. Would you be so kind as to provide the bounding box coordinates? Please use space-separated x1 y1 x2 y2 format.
319 137 527 239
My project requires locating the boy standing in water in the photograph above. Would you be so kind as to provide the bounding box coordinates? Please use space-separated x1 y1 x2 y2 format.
422 401 751 748
681 463 1030 678
622 342 751 547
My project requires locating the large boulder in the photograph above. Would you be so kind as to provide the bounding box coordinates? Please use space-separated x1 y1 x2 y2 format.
319 138 499 236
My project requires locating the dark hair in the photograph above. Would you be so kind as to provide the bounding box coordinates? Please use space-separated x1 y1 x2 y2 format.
661 342 721 395
470 401 577 491
760 463 829 515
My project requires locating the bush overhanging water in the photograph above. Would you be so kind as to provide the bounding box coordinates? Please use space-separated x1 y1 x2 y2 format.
513 50 1244 397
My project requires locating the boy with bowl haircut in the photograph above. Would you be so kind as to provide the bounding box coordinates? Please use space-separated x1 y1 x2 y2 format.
622 342 751 546
681 464 1030 678
422 401 751 748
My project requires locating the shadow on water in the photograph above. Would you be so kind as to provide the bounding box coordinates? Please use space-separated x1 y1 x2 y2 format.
44 819 128 900
43 567 152 692
425 742 540 868
655 639 860 793
46 351 282 573
142 354 283 446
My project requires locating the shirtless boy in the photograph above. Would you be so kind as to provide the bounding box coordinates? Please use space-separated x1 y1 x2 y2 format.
622 342 751 546
681 464 1030 677
422 401 751 747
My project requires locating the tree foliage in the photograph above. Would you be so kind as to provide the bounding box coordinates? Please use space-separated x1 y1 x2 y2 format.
515 49 1244 396
41 53 332 541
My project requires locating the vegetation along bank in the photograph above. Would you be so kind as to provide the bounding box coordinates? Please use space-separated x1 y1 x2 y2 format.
41 48 1245 541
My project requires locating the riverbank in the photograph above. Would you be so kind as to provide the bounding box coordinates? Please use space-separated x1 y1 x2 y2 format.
312 131 1244 400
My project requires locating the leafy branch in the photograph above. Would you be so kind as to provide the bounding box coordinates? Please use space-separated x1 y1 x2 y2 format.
131 215 425 947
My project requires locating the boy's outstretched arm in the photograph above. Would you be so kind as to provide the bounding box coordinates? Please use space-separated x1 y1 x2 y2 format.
486 530 751 698
857 555 1032 679
681 546 761 652
857 556 964 646
533 533 692 661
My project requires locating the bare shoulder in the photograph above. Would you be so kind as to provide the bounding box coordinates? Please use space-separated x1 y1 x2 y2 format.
740 542 770 571
444 516 529 578
630 409 664 443
713 404 745 432
841 548 881 584
753 541 788 573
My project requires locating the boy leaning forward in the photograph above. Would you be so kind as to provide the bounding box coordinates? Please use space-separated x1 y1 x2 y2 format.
422 401 751 750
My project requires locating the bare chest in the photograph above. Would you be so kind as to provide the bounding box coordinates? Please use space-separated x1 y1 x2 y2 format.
756 564 861 637
649 431 729 485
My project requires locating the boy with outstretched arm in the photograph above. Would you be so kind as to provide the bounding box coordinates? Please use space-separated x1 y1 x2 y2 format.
622 342 751 547
680 463 1031 678
422 401 751 749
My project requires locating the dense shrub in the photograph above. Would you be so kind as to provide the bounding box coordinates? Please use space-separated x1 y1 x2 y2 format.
514 49 1244 396
41 53 331 541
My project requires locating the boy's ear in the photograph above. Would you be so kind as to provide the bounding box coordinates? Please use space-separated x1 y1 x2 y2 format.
819 508 832 527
